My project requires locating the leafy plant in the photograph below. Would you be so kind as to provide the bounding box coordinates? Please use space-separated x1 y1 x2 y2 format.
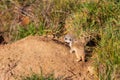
22 73 55 80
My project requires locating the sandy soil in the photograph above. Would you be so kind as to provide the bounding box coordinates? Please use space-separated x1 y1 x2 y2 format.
0 36 96 80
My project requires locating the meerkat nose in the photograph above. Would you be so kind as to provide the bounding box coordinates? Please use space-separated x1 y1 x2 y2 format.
65 42 70 45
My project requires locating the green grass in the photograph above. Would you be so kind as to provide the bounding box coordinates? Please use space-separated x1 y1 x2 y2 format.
64 1 120 80
21 73 55 80
95 27 120 80
14 22 47 40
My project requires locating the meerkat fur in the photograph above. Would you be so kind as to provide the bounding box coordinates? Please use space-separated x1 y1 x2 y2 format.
64 34 89 62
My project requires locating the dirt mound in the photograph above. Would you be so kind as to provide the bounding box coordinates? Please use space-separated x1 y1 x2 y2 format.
0 36 96 80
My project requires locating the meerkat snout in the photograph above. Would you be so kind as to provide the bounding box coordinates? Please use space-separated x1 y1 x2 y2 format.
64 34 74 47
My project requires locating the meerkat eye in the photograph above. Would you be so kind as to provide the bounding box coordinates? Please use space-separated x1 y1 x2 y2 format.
65 37 67 40
69 38 72 41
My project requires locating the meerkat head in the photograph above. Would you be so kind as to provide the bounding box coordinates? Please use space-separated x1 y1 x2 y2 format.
64 34 74 47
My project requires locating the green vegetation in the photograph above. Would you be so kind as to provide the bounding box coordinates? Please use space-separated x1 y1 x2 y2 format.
0 0 120 80
95 26 120 80
15 23 46 40
67 1 120 80
21 73 55 80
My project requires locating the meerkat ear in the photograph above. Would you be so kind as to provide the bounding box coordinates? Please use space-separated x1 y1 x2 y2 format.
74 38 77 41
73 38 78 43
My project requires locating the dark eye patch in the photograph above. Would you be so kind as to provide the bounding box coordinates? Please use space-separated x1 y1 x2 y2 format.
69 38 72 41
65 37 67 40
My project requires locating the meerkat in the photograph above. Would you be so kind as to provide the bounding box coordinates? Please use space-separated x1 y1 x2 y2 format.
64 34 89 62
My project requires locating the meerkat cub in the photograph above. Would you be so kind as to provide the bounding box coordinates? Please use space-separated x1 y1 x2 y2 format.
64 34 88 62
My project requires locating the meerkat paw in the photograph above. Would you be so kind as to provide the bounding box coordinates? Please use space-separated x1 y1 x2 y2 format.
82 56 85 62
70 49 74 53
76 58 81 62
